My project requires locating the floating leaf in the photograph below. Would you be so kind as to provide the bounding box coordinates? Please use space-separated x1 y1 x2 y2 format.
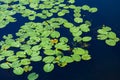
60 37 68 43
23 65 33 72
74 17 83 23
0 63 11 69
2 50 14 56
57 62 67 67
63 22 74 28
20 59 31 65
30 56 42 62
30 51 40 57
70 27 79 33
105 39 116 46
6 56 18 62
0 56 5 61
97 29 108 34
82 36 92 42
68 0 75 3
102 26 111 31
60 56 74 63
20 44 31 50
58 11 65 16
11 61 21 68
27 72 39 80
71 54 81 62
55 43 70 50
72 48 86 55
97 35 108 40
72 31 82 37
44 49 56 55
82 54 91 60
107 32 116 39
89 7 98 13
50 31 60 38
16 51 26 58
79 24 90 32
43 56 55 63
13 67 24 75
73 36 82 42
81 5 90 10
43 63 54 72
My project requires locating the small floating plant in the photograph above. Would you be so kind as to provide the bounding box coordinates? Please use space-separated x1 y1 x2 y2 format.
0 0 119 80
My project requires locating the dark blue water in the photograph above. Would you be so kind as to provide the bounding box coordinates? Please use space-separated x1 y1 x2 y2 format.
0 0 120 80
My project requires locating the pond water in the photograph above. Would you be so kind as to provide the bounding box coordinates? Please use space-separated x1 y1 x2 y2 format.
0 0 120 80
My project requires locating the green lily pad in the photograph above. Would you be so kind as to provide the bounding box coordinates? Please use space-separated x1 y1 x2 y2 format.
97 29 108 34
13 67 24 75
58 11 65 16
105 39 116 46
43 56 55 63
102 26 111 31
73 36 82 42
79 24 90 32
2 50 14 56
16 51 26 58
20 59 31 65
23 65 33 72
81 54 91 60
89 7 98 13
72 48 86 55
0 56 5 61
0 63 11 69
107 32 116 39
30 56 42 62
60 56 74 63
55 43 70 50
11 61 21 68
71 54 81 62
50 31 60 38
27 72 39 80
70 27 79 33
60 37 68 43
43 63 54 72
44 49 56 55
97 35 108 40
6 56 18 62
63 22 74 28
81 5 90 10
74 17 83 23
82 36 92 42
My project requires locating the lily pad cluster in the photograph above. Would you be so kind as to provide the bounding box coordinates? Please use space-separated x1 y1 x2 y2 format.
0 19 92 79
97 25 120 46
0 0 97 28
0 0 119 80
